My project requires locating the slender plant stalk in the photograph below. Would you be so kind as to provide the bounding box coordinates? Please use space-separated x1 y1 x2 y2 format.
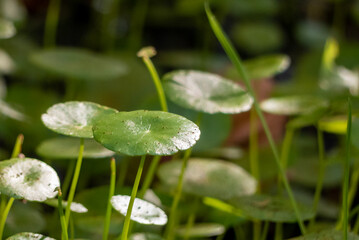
117 157 129 189
103 158 116 240
44 0 61 48
138 155 161 198
65 138 85 226
0 197 14 240
119 155 146 240
274 223 282 240
138 46 168 112
249 108 261 240
136 46 168 198
205 3 306 234
249 108 260 190
309 128 326 228
62 159 76 199
165 149 192 240
57 188 69 240
184 197 200 240
341 97 352 239
260 221 269 240
11 134 24 158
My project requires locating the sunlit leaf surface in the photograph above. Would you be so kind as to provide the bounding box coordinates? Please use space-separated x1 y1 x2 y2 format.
0 158 60 201
36 137 114 160
176 223 226 238
260 95 328 116
111 195 168 225
230 194 314 222
157 158 257 200
30 48 127 81
93 110 200 156
42 101 118 138
6 232 55 240
163 70 253 114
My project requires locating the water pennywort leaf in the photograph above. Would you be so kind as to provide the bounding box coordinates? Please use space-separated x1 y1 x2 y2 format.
41 101 118 138
162 70 253 114
93 110 200 156
0 158 60 201
6 232 55 240
44 199 88 213
36 137 114 160
129 233 164 240
111 195 167 225
230 194 314 222
289 229 359 239
260 95 328 116
30 48 127 81
157 158 257 200
226 54 290 81
176 223 226 238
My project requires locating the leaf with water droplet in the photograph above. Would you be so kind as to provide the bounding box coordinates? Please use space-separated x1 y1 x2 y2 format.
157 158 256 200
289 229 359 239
44 199 88 213
129 233 164 240
42 101 118 138
111 195 168 225
30 48 127 81
93 110 200 156
229 194 314 222
0 158 60 202
0 19 16 39
6 232 55 240
226 54 290 81
260 95 328 116
176 223 225 238
162 70 253 114
36 137 114 160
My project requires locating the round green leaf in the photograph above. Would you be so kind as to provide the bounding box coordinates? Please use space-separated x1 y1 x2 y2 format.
6 202 46 236
0 158 60 201
290 229 359 239
93 110 200 156
129 233 164 240
176 223 225 238
6 233 55 240
0 19 16 39
260 95 328 116
230 194 314 222
41 101 118 138
231 22 284 54
44 199 88 213
36 137 114 160
162 70 253 114
157 158 257 200
226 54 290 81
111 195 168 225
30 48 127 81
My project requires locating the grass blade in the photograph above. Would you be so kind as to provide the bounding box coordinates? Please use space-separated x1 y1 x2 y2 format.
204 2 306 234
